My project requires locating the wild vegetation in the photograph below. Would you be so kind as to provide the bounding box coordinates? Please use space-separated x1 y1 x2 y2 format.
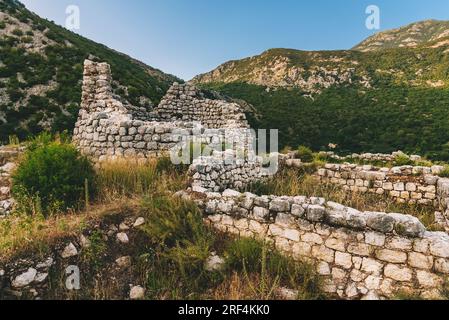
0 134 326 300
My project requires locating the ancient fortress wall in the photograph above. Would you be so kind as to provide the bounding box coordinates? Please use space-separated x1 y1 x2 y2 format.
72 60 250 161
315 164 442 206
154 84 248 129
191 189 449 300
0 147 19 217
318 151 422 164
189 152 281 192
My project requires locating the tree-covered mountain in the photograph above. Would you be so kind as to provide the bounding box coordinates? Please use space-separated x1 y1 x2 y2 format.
192 20 449 161
0 0 181 143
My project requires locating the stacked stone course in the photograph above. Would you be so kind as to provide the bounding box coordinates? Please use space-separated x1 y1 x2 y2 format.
0 146 20 217
188 189 449 300
154 83 248 129
315 163 442 206
189 151 281 192
318 151 422 163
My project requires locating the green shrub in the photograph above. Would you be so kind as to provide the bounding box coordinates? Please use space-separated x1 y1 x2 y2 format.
394 154 414 166
439 166 449 178
297 145 314 163
11 28 23 37
0 21 5 29
12 135 94 216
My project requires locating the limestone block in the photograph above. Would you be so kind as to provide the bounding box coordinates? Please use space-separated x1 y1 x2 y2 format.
384 264 412 282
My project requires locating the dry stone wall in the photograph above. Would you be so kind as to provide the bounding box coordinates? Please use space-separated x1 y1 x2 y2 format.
0 146 20 217
73 60 249 161
153 83 249 129
318 151 422 164
315 163 443 207
189 189 449 300
189 151 282 192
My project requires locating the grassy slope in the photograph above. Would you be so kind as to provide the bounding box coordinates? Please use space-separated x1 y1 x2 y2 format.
0 0 181 143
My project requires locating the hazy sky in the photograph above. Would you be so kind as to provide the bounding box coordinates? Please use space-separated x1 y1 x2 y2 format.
20 0 449 80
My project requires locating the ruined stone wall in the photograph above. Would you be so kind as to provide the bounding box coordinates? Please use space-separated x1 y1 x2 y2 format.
189 151 280 192
315 164 443 207
153 83 249 129
318 151 422 164
0 147 20 217
191 189 449 300
73 60 250 162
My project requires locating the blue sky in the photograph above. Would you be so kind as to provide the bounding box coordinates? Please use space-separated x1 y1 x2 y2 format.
20 0 449 80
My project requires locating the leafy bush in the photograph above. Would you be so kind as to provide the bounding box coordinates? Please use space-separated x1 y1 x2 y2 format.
439 166 449 178
297 145 314 162
11 28 23 37
394 154 414 166
12 135 94 216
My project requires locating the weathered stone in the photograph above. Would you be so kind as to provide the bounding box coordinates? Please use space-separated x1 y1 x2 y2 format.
269 199 290 212
408 252 433 270
12 268 37 288
302 232 324 245
361 258 383 275
335 252 353 269
311 245 335 263
366 212 395 233
389 213 426 238
375 249 407 264
384 264 412 282
348 243 371 257
291 204 305 217
365 231 385 247
61 243 78 259
416 270 443 288
253 206 269 221
205 253 225 272
129 286 145 300
116 232 129 244
306 205 326 222
324 237 346 252
116 256 132 268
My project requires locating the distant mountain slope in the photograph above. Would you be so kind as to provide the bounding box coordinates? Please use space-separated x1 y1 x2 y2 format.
353 20 449 52
192 43 449 94
0 0 181 142
193 20 449 160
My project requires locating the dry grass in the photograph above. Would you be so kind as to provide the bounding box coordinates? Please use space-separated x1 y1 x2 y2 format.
0 157 189 263
247 168 437 228
210 272 280 300
94 158 188 202
0 200 136 263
